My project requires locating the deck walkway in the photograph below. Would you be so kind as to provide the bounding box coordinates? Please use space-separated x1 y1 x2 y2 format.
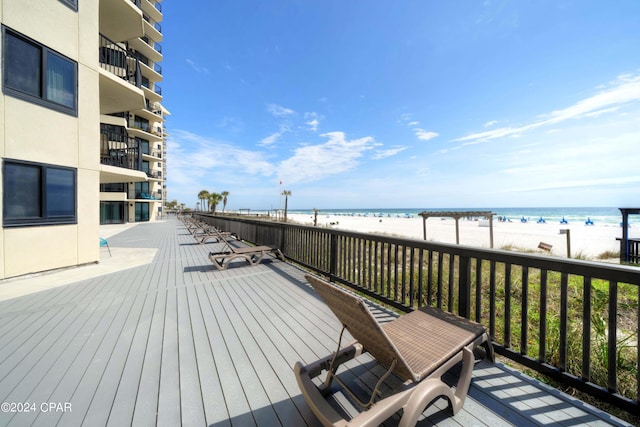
0 218 632 426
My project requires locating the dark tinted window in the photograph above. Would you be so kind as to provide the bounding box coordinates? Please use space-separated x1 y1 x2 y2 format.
3 160 77 226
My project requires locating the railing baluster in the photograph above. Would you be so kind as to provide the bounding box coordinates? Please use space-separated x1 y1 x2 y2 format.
521 266 529 354
505 264 512 348
409 247 415 308
458 255 471 319
582 276 592 382
427 250 433 306
475 258 482 323
560 272 569 372
448 254 455 313
418 249 424 308
539 269 548 362
437 252 444 309
373 241 379 294
394 244 399 303
608 280 618 392
386 243 392 299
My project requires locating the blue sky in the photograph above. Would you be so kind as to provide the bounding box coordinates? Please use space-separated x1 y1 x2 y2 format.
162 0 640 211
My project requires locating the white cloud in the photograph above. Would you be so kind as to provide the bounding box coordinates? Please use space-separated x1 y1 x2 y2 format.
168 130 274 184
167 129 383 206
373 146 408 159
304 112 321 131
267 103 295 117
278 132 379 184
259 124 291 147
398 113 413 123
414 128 439 141
260 132 283 146
306 119 319 131
186 59 210 75
455 72 640 143
484 120 498 127
399 114 441 142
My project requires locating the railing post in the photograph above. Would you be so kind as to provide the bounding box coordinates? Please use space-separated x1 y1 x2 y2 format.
329 233 338 280
458 255 471 318
280 223 286 254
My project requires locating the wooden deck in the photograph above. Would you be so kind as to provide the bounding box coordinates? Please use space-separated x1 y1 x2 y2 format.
0 218 631 426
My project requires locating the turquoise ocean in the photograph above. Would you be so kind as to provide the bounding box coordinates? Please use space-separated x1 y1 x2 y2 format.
289 207 638 227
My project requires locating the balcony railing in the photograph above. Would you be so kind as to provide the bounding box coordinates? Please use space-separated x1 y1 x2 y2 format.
196 214 640 415
100 129 140 170
143 14 162 33
99 33 141 88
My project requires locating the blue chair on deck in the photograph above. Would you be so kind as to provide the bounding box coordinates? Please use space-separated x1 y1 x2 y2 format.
100 237 111 256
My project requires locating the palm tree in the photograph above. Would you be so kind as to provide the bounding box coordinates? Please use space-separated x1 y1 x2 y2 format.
281 190 292 222
221 191 229 213
209 192 223 213
197 189 209 211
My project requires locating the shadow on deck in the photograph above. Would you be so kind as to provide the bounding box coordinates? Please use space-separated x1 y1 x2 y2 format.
0 219 632 426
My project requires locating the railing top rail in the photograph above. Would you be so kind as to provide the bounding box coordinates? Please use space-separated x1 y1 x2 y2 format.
203 213 640 285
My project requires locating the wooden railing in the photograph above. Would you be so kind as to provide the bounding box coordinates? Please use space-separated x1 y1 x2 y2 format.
196 214 640 414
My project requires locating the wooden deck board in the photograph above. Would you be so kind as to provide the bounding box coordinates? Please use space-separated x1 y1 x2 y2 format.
218 279 311 426
0 218 632 427
197 284 257 426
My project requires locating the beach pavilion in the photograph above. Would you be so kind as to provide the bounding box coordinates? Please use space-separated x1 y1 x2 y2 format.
419 211 496 248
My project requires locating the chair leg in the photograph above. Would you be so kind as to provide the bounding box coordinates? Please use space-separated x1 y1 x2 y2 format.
399 347 475 427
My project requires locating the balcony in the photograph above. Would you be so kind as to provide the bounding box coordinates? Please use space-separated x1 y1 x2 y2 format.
100 0 144 42
141 0 163 24
98 34 145 114
142 14 163 43
0 219 632 426
99 127 148 183
133 191 161 200
146 170 162 180
128 37 162 65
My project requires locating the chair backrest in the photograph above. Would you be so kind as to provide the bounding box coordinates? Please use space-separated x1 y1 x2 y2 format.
99 237 108 247
306 275 416 381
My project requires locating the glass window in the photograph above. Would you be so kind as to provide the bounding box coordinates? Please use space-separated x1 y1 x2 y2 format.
46 168 75 217
138 138 150 155
46 51 75 109
100 202 125 225
3 160 76 226
59 0 78 11
4 163 41 219
100 183 126 192
2 27 77 115
135 202 150 222
4 32 41 97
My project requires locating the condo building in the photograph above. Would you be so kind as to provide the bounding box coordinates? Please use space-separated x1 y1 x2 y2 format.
0 0 166 279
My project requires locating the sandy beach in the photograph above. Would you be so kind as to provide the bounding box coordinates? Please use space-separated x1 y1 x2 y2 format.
287 213 628 260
